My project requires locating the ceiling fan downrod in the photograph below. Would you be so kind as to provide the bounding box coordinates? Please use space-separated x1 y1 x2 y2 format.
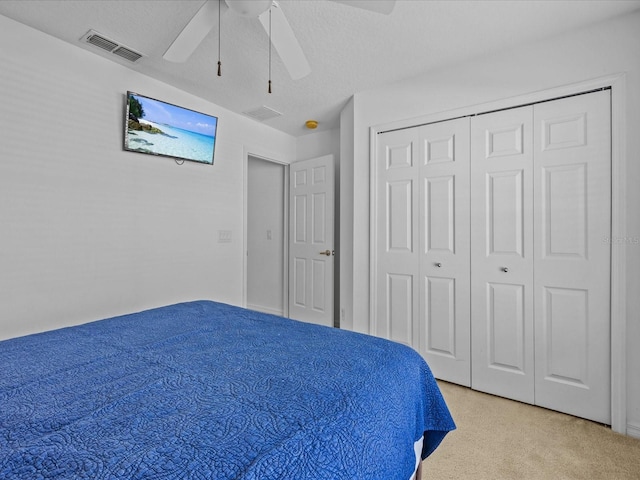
217 0 222 76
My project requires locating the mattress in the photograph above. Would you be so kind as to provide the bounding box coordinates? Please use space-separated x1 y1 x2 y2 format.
0 300 455 479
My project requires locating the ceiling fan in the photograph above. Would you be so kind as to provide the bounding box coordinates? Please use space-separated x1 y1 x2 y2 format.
163 0 396 80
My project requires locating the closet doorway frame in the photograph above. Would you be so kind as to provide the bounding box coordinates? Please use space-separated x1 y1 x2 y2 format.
369 73 627 435
242 147 290 319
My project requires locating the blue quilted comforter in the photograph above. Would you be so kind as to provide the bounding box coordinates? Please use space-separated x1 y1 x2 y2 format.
0 301 454 479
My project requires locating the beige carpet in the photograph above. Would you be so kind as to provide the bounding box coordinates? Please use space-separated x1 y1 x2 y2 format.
422 381 640 479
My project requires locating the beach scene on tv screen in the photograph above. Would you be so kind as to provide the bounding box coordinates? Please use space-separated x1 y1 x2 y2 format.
126 93 217 164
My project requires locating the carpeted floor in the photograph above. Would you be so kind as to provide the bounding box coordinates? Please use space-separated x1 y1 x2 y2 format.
423 381 640 479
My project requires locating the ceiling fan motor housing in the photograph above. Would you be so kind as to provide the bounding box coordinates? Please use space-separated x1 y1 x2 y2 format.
225 0 273 17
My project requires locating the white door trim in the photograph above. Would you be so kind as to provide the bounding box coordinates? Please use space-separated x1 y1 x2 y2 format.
369 73 627 434
243 148 290 318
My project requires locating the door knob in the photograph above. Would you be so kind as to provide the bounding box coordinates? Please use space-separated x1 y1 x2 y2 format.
319 250 332 256
502 267 509 273
435 262 442 267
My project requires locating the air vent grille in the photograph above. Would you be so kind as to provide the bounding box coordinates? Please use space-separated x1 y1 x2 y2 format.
86 34 118 52
113 46 143 62
80 30 143 63
242 105 283 122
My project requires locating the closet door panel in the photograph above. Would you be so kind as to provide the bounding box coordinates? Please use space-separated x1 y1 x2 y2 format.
375 128 420 347
424 276 456 354
486 282 527 373
425 175 455 253
385 273 415 345
533 90 611 424
486 169 525 256
419 117 471 386
471 106 535 404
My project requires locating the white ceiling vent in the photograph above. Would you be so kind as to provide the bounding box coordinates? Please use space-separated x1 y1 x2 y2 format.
242 105 283 122
80 30 143 62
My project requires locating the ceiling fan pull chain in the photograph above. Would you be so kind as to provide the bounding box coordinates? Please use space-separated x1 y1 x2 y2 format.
217 0 222 76
268 6 272 93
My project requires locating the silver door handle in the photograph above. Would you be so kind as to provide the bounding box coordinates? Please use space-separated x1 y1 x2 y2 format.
502 267 509 273
435 262 442 267
319 250 332 256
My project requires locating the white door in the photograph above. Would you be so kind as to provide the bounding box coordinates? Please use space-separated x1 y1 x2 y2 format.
374 127 420 347
533 90 611 423
288 155 335 327
374 118 471 386
470 91 611 422
470 105 536 404
418 118 471 386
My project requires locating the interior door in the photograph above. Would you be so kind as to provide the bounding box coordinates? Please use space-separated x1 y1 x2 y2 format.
374 118 471 383
470 105 536 404
418 118 471 386
288 155 335 327
374 127 420 347
533 90 611 423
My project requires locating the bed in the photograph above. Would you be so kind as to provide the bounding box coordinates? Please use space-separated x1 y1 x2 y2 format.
0 300 455 479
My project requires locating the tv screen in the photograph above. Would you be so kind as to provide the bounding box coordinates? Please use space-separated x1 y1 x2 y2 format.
124 91 218 165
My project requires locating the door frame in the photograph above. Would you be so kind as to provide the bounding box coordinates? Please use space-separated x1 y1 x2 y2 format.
243 148 290 318
369 73 628 434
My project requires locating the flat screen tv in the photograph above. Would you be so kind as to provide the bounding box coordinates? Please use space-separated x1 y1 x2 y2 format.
124 91 218 165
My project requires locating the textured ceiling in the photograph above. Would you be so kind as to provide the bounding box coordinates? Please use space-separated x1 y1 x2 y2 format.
0 0 639 137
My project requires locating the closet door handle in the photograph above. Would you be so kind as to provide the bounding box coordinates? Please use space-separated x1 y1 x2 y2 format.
435 262 442 268
502 267 509 273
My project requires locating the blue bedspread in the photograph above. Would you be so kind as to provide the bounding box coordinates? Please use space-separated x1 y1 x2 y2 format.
0 301 454 479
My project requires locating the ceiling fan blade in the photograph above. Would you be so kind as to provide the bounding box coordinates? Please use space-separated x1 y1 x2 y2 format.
163 0 220 62
330 0 396 15
258 3 311 80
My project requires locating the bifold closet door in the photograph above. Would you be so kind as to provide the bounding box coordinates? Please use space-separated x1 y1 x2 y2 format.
471 91 611 423
418 118 471 386
375 127 420 348
375 118 471 386
533 90 611 424
470 106 535 404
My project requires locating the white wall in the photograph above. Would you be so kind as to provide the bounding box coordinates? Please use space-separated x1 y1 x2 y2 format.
340 10 640 434
0 15 296 340
296 129 340 163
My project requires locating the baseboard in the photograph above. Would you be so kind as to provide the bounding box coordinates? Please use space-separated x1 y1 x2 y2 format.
626 422 640 439
246 303 284 317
